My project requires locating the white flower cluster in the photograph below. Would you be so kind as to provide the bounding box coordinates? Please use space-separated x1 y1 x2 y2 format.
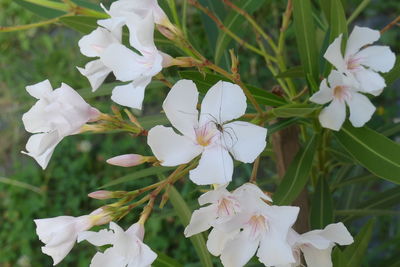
185 183 353 267
310 26 395 131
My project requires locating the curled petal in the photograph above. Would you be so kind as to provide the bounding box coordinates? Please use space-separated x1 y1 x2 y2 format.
320 222 354 246
302 246 334 267
184 205 217 237
78 27 119 58
77 60 111 92
22 132 60 169
111 77 151 109
26 79 53 99
147 126 202 166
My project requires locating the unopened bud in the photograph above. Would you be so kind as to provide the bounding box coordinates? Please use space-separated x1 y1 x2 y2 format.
157 25 176 40
106 154 146 167
88 190 113 200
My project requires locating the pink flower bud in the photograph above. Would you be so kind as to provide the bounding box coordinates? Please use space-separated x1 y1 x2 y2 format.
106 154 145 167
88 190 113 200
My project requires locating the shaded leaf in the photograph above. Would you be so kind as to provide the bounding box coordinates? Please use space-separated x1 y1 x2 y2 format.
271 104 319 118
60 16 98 34
153 252 183 267
310 176 333 229
15 0 66 18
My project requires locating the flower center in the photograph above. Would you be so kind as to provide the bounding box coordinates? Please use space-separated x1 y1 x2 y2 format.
333 85 351 102
247 214 268 239
217 196 240 217
195 124 217 147
346 56 362 71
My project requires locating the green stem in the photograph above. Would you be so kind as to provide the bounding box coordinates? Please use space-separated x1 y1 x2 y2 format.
0 16 61 32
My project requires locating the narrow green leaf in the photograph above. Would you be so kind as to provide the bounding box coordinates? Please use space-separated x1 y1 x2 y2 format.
168 186 213 267
214 0 266 64
153 252 183 267
334 123 400 184
329 0 348 42
138 114 169 130
335 209 400 216
347 0 370 24
293 0 319 85
384 55 400 86
179 71 287 107
72 0 103 12
99 167 175 188
60 16 98 34
310 176 333 229
276 66 305 79
342 220 375 267
271 104 319 118
268 118 303 134
273 135 317 205
331 173 376 189
15 0 66 18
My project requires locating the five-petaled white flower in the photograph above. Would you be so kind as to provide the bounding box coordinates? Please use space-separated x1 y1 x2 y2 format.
147 80 268 185
310 70 376 131
34 209 111 265
324 26 395 96
78 222 157 267
277 223 354 267
22 80 100 169
78 5 171 109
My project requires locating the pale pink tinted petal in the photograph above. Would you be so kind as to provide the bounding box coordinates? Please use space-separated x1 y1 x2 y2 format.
220 231 259 267
354 68 386 96
223 121 267 163
206 228 239 256
345 26 380 57
347 92 376 128
100 43 144 82
324 34 347 72
200 81 246 125
106 154 144 167
327 70 354 89
310 79 334 104
233 183 272 202
356 45 396 73
77 59 111 92
198 184 229 205
302 246 333 267
257 232 295 266
26 79 53 99
318 99 346 131
111 78 151 109
184 205 217 237
163 79 199 138
147 126 202 166
77 229 114 246
189 145 233 185
78 27 118 58
320 222 354 245
297 230 331 249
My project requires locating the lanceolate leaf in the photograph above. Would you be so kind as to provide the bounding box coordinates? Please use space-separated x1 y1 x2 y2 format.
153 252 183 267
384 55 400 86
15 0 66 18
273 135 317 205
329 0 348 42
271 104 319 118
310 176 333 229
179 71 287 106
276 66 304 79
214 0 266 64
168 186 213 267
292 0 319 87
334 123 400 184
60 16 98 34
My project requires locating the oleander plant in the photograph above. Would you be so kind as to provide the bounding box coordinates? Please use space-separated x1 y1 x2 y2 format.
1 0 400 266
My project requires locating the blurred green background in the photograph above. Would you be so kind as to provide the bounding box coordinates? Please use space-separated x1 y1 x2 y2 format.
0 0 399 266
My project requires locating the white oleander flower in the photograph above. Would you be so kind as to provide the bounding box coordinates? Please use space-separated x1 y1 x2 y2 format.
22 80 100 169
78 222 157 267
310 70 376 131
324 26 395 96
147 80 268 185
34 209 110 265
277 223 354 267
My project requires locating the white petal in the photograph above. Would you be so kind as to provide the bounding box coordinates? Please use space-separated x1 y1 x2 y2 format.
320 222 354 245
200 81 246 125
78 27 119 58
127 12 156 52
318 99 346 131
26 79 53 99
184 205 217 237
324 34 347 72
111 77 151 109
354 68 386 96
222 121 267 163
302 246 333 267
90 249 127 267
198 184 229 206
345 26 380 57
77 229 114 246
310 79 333 104
135 242 158 266
22 100 52 133
41 241 75 266
206 228 239 256
147 126 202 166
189 145 233 185
347 92 376 127
233 183 272 202
327 70 354 89
126 223 145 241
100 43 146 82
356 45 396 73
162 80 199 138
77 60 111 92
220 231 259 267
296 230 331 250
257 232 295 266
23 132 60 169
97 17 124 38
